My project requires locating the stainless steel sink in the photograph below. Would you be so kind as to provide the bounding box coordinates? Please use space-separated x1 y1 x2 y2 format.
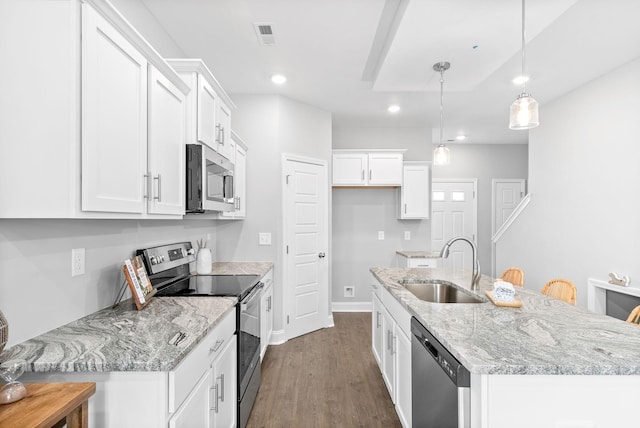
398 279 486 304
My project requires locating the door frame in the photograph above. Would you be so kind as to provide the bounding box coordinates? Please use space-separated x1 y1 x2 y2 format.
491 179 526 277
281 153 332 342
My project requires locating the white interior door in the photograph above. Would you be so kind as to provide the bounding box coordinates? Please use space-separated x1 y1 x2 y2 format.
284 156 330 340
492 179 525 235
431 180 477 270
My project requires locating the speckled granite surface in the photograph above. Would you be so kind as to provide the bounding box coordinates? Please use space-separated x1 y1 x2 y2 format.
211 261 273 276
0 297 236 373
371 267 640 375
395 250 441 259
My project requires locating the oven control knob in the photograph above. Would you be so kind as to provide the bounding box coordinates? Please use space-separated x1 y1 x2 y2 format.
150 256 158 265
186 248 195 256
159 255 165 263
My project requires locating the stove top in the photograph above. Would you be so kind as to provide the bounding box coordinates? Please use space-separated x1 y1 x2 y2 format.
156 274 261 300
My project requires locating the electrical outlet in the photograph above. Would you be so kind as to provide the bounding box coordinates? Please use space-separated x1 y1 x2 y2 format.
344 286 355 298
259 233 272 246
71 248 85 277
378 231 384 240
404 231 411 240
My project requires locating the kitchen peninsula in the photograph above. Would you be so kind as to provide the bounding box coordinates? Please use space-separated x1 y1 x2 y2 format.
372 267 640 428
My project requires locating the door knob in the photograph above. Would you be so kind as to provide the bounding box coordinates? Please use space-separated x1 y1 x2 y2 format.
318 252 326 258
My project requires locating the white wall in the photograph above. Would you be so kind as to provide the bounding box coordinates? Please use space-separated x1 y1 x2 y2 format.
0 220 217 346
332 127 527 305
432 144 528 275
497 57 640 306
216 94 332 333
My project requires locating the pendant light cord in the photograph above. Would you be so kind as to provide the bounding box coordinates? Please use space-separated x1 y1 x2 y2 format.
439 67 444 145
521 0 527 93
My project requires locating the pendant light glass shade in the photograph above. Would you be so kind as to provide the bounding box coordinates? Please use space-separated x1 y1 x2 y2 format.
433 144 450 166
509 93 539 130
509 0 539 130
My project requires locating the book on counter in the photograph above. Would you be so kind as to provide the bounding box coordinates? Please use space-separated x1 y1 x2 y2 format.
123 255 156 310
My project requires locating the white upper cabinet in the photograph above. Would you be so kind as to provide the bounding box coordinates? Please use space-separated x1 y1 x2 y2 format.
218 131 247 220
332 151 404 187
0 0 189 218
197 76 217 149
169 59 236 162
81 3 149 214
398 162 430 219
147 66 187 215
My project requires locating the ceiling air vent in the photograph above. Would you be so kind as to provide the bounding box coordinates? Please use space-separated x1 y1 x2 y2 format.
253 22 276 46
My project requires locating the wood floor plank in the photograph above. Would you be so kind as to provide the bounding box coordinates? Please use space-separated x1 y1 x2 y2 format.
247 312 402 428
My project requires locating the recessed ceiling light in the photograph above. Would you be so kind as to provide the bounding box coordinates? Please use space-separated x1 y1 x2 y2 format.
512 75 529 85
388 104 400 113
271 74 287 85
456 135 466 141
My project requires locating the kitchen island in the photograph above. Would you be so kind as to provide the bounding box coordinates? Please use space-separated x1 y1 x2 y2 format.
372 267 640 428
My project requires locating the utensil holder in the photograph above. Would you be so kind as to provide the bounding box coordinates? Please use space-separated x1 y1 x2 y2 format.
196 248 212 275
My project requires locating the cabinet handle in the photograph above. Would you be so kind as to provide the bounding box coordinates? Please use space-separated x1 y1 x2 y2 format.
404 203 407 214
221 126 225 145
218 373 225 403
268 295 272 311
391 334 396 355
211 339 224 353
211 384 219 413
369 170 372 181
361 170 365 181
153 174 162 202
216 124 221 143
143 173 150 200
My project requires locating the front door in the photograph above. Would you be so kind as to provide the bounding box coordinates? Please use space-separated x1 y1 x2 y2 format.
284 156 330 340
431 180 477 270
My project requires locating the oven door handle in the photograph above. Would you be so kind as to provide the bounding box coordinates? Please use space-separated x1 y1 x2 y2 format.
241 282 264 308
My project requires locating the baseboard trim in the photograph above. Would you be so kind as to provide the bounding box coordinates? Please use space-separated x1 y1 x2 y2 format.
331 301 372 312
270 329 286 345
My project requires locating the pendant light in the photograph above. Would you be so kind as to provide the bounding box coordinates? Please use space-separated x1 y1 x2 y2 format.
509 0 539 130
433 61 451 166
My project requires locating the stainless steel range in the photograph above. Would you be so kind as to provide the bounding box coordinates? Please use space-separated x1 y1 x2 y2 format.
136 242 262 428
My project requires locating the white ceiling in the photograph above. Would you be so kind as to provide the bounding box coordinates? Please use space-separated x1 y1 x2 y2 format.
141 0 640 145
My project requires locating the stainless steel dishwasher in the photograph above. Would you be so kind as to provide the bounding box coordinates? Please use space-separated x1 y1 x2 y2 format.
411 317 470 427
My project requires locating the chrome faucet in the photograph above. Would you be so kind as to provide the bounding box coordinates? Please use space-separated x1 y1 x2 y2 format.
439 236 481 290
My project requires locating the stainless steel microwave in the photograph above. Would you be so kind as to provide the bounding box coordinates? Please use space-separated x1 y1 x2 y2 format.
186 144 234 213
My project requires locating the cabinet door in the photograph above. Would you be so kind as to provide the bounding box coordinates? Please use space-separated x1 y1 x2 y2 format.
400 164 430 219
216 101 233 161
197 75 217 150
169 369 212 428
81 3 147 213
211 335 237 428
395 328 412 428
235 144 247 218
147 66 186 215
407 258 437 268
381 307 396 402
332 153 367 185
368 153 403 186
371 293 384 369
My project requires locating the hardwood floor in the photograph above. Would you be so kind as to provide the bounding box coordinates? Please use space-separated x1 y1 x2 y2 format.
247 312 401 428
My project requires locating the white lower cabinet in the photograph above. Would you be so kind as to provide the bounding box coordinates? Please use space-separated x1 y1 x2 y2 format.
260 269 274 361
210 335 237 428
170 368 213 428
371 280 412 427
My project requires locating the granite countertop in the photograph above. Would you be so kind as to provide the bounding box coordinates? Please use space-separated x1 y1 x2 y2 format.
0 262 272 373
395 251 441 259
211 261 273 276
371 267 640 376
0 297 236 373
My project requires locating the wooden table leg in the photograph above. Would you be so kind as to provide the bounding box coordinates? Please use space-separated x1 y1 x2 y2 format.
66 400 89 428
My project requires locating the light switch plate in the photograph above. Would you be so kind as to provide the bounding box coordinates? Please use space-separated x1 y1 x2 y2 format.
378 231 384 240
259 233 272 246
404 231 411 240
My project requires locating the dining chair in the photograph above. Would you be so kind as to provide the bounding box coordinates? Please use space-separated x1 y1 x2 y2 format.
626 305 640 325
541 278 577 305
499 267 524 287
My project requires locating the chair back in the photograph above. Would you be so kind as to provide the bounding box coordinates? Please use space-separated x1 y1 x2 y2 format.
500 268 524 287
626 305 640 325
541 278 577 305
